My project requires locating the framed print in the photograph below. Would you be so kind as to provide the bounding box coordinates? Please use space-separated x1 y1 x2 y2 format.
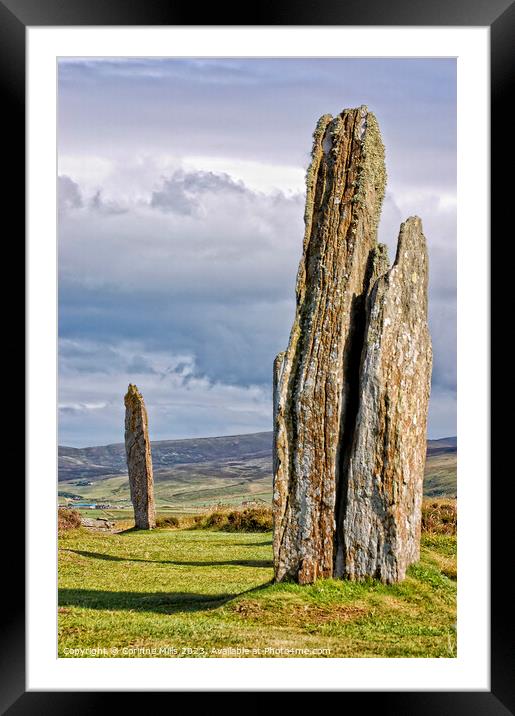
5 0 508 710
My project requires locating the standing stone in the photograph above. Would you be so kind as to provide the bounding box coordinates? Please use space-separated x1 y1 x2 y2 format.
273 106 386 584
273 107 432 585
124 384 156 530
336 217 432 583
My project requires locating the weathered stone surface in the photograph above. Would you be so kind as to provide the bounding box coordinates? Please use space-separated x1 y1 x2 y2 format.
124 384 156 530
336 217 432 583
273 107 432 585
81 516 116 531
273 107 386 584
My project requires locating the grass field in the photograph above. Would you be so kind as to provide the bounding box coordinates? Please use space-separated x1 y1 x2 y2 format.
59 451 454 512
422 453 458 498
58 471 273 512
58 516 457 658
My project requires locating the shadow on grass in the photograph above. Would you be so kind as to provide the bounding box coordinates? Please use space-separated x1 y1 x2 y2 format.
169 559 273 568
64 549 272 569
115 527 273 542
59 581 273 615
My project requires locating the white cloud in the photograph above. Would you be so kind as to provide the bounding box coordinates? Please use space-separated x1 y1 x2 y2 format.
59 169 304 298
58 152 305 205
183 156 305 195
59 401 108 412
58 155 115 194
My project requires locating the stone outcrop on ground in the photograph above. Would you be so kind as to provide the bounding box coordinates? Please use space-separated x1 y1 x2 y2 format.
124 384 156 530
273 107 432 585
80 516 116 532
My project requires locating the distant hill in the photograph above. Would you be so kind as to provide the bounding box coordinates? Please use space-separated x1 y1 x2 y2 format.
59 431 272 481
58 431 456 508
426 436 457 449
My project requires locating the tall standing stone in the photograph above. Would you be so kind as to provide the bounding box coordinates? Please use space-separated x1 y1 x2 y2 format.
273 106 386 584
124 384 156 530
273 107 432 585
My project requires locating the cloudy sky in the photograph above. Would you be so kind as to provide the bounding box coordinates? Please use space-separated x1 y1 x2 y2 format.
58 58 456 447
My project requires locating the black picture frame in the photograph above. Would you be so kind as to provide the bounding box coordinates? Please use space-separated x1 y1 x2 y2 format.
6 0 506 711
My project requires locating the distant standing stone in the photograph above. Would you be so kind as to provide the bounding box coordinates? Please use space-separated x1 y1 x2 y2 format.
124 384 156 529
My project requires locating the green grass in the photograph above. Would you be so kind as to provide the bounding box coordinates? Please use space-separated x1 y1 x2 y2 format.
58 527 456 658
423 454 457 497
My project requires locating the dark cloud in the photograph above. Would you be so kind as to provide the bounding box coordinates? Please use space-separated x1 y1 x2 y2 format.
58 338 271 446
90 189 128 215
150 170 247 215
